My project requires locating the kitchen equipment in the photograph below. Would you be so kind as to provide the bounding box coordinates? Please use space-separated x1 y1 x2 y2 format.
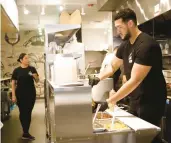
53 54 78 85
160 43 164 54
48 42 58 54
92 78 113 102
111 107 116 130
96 112 112 120
93 104 101 124
165 43 170 54
162 70 171 83
84 77 113 102
45 24 161 143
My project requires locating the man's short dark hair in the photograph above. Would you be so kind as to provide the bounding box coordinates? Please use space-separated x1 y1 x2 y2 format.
114 8 137 25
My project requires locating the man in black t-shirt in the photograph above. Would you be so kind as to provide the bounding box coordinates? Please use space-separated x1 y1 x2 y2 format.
89 8 166 143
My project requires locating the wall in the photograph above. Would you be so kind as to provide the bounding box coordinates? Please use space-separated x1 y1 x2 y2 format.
81 11 113 72
1 30 44 97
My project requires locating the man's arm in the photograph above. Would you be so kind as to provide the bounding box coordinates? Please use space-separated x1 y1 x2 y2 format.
107 63 151 103
98 56 123 80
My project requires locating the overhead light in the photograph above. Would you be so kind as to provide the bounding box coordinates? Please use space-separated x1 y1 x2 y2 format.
81 7 86 15
59 5 64 11
41 6 45 15
24 6 30 15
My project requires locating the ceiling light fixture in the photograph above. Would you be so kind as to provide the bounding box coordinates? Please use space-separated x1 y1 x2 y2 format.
81 7 86 15
59 5 64 11
41 7 45 15
24 6 30 15
41 6 45 15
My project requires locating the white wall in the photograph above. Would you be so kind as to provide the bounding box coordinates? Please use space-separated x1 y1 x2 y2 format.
82 28 108 51
81 11 113 70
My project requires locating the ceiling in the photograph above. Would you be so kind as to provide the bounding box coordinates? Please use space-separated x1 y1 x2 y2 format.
16 0 98 30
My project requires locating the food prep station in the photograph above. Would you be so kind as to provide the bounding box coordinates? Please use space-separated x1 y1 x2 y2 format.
45 80 160 143
44 24 161 143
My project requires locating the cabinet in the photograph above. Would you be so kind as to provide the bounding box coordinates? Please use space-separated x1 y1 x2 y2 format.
1 0 19 32
81 12 113 51
82 28 109 51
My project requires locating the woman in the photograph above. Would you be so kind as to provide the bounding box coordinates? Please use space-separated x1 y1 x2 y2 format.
11 53 39 140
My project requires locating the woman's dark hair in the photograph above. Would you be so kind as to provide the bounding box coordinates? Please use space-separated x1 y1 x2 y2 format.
114 8 137 25
17 53 27 63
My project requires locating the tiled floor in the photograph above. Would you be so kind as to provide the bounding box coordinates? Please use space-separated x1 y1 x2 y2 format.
1 99 46 143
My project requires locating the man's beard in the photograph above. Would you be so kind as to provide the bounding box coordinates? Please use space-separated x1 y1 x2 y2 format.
123 31 131 41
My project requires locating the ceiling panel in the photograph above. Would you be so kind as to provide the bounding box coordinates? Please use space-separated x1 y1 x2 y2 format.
16 0 106 30
16 0 96 5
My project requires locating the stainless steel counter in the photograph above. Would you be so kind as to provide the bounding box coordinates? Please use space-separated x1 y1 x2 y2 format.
45 80 161 143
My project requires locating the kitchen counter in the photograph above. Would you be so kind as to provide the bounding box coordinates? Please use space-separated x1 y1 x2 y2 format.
46 80 160 143
48 80 91 93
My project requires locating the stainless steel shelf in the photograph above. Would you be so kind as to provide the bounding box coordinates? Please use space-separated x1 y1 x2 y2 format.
162 54 171 57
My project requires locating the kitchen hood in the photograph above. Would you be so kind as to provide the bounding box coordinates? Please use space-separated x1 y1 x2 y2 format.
97 0 125 11
97 0 171 25
139 9 171 38
45 24 81 47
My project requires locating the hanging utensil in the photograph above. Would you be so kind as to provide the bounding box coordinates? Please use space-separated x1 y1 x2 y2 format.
111 107 115 130
93 104 101 124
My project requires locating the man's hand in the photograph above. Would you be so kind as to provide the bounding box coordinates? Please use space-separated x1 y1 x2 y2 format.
106 96 116 105
88 75 100 87
99 102 108 112
12 95 17 103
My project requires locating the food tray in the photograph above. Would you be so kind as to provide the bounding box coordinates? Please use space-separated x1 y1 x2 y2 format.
95 112 113 120
96 118 131 132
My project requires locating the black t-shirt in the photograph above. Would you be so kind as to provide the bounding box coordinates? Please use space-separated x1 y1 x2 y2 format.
12 66 38 92
116 32 166 106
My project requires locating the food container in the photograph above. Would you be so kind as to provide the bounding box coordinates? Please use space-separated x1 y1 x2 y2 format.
95 112 113 120
96 118 130 132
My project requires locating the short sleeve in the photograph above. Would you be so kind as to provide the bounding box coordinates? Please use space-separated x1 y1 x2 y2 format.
30 66 39 75
135 42 155 66
116 43 125 59
11 69 17 80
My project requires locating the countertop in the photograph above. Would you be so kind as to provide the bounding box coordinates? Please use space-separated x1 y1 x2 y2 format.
47 80 91 92
47 79 160 133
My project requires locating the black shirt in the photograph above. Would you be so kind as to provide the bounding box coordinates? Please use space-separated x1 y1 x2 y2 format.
12 66 38 94
116 32 166 106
